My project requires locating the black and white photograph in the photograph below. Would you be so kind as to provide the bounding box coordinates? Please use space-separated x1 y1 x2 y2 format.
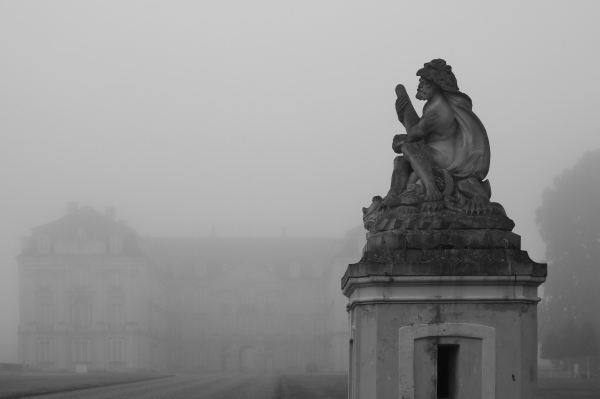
1 1 600 398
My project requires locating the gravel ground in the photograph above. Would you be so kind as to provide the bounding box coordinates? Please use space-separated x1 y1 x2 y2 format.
9 374 599 399
26 374 280 399
538 377 600 399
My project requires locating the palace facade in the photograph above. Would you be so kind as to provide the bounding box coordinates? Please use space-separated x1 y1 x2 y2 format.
17 204 363 373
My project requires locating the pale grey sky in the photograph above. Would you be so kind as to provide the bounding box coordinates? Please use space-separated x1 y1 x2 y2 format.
1 1 599 361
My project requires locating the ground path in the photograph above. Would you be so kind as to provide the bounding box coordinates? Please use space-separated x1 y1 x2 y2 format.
14 373 600 399
25 373 348 399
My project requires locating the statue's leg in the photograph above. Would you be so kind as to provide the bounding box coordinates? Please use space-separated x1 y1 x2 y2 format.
387 156 412 198
457 178 493 215
403 142 443 201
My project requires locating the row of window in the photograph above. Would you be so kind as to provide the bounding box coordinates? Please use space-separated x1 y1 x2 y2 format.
161 314 325 338
172 289 325 310
38 303 124 327
35 236 123 254
38 339 124 363
170 262 325 278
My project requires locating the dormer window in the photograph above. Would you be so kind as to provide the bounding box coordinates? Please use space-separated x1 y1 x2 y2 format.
109 235 123 254
37 236 51 254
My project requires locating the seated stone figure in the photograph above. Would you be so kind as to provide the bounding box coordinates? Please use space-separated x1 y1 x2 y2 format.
363 59 510 233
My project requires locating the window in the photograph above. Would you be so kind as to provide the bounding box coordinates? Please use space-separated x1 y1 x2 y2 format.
288 346 299 366
37 236 51 254
110 340 124 362
108 272 122 291
38 340 53 363
219 308 232 333
39 304 52 330
111 304 124 327
239 314 256 336
109 235 123 254
72 339 90 362
71 297 91 326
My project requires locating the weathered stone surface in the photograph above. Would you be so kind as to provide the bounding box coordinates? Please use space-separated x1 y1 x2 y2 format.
366 228 520 252
342 248 546 288
370 206 515 232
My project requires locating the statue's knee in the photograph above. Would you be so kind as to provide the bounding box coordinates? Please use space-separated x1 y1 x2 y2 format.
393 156 405 169
402 143 417 160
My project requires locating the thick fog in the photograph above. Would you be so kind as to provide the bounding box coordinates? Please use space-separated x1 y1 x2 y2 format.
1 1 600 362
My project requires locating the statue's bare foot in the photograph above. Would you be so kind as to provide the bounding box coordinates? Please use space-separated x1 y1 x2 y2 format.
424 184 444 201
379 195 395 209
463 197 493 215
421 200 445 213
363 196 383 230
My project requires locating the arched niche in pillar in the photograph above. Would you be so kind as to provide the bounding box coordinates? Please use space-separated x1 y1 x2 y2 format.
399 323 496 399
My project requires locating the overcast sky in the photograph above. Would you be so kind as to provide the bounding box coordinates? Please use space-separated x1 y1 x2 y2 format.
1 1 599 361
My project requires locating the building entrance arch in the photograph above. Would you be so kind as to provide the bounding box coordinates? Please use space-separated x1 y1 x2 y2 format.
239 345 259 372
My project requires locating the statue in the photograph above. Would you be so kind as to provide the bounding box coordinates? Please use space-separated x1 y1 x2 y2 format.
363 59 513 233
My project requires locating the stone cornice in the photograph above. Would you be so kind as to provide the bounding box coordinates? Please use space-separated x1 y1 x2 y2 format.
343 274 545 309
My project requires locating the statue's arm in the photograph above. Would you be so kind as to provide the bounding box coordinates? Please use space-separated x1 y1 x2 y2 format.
402 105 420 131
405 110 439 143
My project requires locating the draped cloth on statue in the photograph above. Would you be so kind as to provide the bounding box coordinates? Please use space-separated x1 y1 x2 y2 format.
442 90 490 181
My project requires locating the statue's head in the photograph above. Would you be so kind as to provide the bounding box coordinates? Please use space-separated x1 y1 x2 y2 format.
415 59 459 100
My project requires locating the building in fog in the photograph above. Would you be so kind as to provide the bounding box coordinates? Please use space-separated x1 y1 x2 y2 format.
17 204 363 373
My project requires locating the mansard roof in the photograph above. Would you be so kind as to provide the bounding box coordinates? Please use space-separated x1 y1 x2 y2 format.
21 206 143 256
19 204 364 269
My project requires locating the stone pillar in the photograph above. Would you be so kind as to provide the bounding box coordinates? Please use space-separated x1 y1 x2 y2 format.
342 229 546 399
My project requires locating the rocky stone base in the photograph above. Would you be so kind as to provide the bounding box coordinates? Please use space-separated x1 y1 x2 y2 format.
344 228 546 287
370 208 515 233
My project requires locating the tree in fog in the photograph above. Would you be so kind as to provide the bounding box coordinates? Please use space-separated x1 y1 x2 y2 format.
541 320 599 366
536 149 600 365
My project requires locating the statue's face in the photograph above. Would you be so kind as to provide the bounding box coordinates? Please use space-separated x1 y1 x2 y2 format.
416 78 437 101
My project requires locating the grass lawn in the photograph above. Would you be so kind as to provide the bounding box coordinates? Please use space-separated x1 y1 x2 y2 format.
281 374 347 399
538 377 600 399
0 372 171 399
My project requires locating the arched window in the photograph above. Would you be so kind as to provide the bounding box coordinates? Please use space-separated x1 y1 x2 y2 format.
37 235 51 254
71 297 91 327
109 235 123 254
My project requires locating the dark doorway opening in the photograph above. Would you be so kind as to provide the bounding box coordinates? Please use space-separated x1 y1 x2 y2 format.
437 344 458 398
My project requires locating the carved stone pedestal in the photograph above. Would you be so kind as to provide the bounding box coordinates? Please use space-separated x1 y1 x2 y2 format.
342 229 546 399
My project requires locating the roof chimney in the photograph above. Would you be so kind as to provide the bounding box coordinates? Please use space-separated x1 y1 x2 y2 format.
105 206 116 221
66 202 78 214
